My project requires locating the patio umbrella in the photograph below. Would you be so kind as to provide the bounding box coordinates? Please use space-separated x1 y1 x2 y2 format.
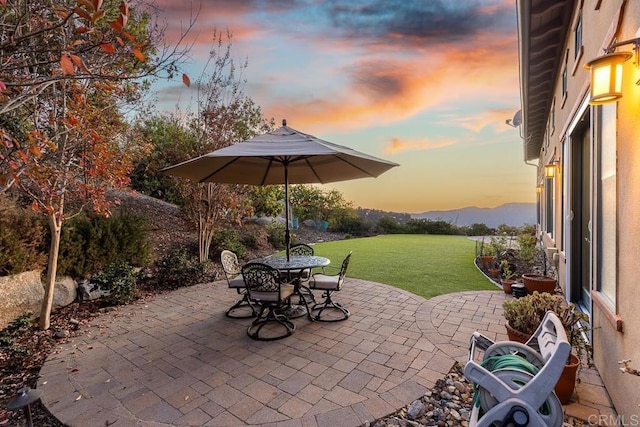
162 120 399 260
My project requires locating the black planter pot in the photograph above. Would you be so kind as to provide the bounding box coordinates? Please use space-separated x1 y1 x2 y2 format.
511 283 527 298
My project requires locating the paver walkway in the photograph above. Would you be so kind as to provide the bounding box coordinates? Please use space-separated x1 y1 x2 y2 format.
38 280 615 426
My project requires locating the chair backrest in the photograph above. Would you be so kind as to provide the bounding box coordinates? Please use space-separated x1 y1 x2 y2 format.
290 243 314 256
221 250 240 279
335 251 352 289
241 262 282 296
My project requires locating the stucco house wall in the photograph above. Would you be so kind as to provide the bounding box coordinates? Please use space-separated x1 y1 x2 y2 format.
518 0 640 418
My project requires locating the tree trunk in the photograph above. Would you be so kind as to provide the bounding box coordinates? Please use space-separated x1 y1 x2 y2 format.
198 216 216 263
197 183 218 263
198 215 207 263
39 212 62 330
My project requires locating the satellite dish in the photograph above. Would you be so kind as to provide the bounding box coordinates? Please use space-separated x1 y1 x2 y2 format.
512 110 522 127
506 109 522 127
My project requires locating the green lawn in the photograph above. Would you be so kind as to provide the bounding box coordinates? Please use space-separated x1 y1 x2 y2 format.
307 234 497 299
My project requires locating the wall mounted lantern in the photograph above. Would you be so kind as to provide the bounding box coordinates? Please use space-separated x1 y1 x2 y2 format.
585 37 640 104
544 161 558 178
536 184 543 194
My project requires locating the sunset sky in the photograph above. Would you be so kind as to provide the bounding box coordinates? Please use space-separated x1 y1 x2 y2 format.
149 0 535 214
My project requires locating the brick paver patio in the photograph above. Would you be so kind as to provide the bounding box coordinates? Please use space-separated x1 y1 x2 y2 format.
38 279 616 426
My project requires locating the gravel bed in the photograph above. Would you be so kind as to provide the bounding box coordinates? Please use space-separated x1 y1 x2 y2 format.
368 362 588 427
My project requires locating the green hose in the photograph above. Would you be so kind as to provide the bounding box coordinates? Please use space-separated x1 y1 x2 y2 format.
473 353 540 408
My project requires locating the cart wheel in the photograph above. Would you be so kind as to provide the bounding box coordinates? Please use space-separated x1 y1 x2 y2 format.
476 369 564 427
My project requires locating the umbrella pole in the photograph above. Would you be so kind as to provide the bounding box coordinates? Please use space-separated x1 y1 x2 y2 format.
284 165 291 262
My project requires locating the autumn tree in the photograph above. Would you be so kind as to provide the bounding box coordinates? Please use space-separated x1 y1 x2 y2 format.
157 30 273 262
135 30 274 262
0 0 192 329
0 0 193 193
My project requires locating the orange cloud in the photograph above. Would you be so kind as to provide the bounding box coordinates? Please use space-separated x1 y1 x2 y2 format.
384 137 457 154
150 2 521 137
260 36 519 134
438 108 521 133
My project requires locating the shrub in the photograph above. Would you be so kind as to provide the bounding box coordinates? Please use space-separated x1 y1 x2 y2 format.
265 221 286 249
332 215 372 237
0 196 47 276
377 216 402 234
90 262 138 305
151 248 208 290
210 228 246 259
516 231 538 265
0 312 34 359
58 210 151 278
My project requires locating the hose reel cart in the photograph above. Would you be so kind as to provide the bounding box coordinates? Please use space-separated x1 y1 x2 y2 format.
464 311 570 427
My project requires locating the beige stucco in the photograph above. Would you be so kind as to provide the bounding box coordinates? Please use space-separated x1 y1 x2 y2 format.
520 0 640 418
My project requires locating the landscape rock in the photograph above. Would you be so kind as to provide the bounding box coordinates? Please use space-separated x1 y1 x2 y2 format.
302 219 317 228
77 280 110 301
54 329 70 339
53 276 77 308
0 270 43 329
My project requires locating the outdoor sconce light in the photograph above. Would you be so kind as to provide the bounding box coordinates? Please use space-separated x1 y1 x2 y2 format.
5 386 42 427
585 37 640 104
536 185 543 194
544 161 557 178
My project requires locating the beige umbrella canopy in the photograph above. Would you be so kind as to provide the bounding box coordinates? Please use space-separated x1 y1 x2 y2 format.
162 120 398 259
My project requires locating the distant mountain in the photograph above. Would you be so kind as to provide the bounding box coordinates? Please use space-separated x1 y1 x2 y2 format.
411 203 536 228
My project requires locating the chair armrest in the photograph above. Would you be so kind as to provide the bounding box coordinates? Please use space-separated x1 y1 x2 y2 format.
318 265 340 276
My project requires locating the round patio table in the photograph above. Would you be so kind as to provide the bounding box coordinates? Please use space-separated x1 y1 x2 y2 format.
251 255 330 318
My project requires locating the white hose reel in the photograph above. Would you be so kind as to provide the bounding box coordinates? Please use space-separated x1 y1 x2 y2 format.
464 311 570 427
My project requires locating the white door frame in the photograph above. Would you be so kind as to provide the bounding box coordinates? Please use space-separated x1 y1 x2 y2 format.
563 97 591 305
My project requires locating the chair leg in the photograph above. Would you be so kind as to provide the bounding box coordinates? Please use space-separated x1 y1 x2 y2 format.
297 284 316 304
226 291 257 319
310 290 349 322
247 305 295 341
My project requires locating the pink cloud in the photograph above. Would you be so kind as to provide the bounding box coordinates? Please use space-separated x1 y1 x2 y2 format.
384 137 457 154
258 33 519 134
148 2 520 136
439 108 521 133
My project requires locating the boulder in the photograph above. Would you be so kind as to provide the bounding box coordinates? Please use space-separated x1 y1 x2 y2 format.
53 276 77 308
77 280 110 301
0 270 43 330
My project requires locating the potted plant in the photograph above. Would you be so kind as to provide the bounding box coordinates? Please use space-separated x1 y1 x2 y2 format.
511 234 558 294
502 291 591 404
477 241 496 269
499 259 518 294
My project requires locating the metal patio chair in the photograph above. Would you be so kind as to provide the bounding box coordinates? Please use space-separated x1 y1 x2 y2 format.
286 243 316 304
221 250 257 319
242 262 297 341
308 251 352 322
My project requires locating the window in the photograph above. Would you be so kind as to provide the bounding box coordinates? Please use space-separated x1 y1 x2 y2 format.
597 104 617 304
574 15 582 59
550 98 555 135
545 177 554 236
562 66 568 97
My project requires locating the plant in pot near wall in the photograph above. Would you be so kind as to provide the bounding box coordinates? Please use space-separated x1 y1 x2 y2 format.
514 233 558 294
520 250 557 294
499 259 518 294
502 291 591 404
477 241 496 270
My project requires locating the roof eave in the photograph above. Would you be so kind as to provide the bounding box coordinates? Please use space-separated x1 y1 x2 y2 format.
517 0 576 162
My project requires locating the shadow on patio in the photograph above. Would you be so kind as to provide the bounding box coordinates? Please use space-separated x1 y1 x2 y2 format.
38 280 615 426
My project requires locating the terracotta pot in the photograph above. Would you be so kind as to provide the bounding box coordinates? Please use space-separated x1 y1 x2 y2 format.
478 255 495 268
555 353 580 404
501 279 516 294
522 274 557 294
505 322 531 344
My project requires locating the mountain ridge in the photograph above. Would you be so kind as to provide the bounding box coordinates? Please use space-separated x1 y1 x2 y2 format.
411 202 535 228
